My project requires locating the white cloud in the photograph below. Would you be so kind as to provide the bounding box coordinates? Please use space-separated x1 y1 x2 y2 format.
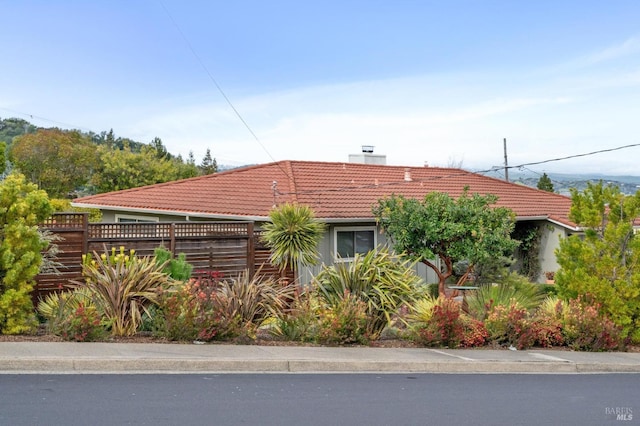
69 35 640 176
583 36 640 66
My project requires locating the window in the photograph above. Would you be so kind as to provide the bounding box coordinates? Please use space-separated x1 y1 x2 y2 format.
335 227 376 259
115 214 159 223
114 214 159 238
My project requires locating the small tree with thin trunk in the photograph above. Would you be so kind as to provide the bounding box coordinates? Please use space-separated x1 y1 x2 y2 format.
373 189 518 297
537 173 554 192
261 203 326 282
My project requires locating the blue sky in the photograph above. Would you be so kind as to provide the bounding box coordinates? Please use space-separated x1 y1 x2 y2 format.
2 1 640 175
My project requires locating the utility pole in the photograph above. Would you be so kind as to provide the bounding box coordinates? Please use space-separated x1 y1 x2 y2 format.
503 138 509 182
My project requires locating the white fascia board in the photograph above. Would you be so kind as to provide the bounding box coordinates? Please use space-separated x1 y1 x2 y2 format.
320 217 377 224
515 215 582 232
70 203 269 222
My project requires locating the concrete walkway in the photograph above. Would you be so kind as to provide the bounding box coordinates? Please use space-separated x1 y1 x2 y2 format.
1 342 640 374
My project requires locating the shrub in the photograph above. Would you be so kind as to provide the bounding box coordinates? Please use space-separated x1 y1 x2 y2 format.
154 247 193 281
57 303 106 342
154 281 200 341
522 316 564 349
195 290 245 342
270 291 319 342
0 173 53 334
536 296 566 320
315 291 369 345
522 296 565 348
561 297 624 351
38 290 106 341
155 270 295 342
459 316 489 348
539 284 558 297
466 277 544 321
77 247 172 336
410 297 464 348
484 301 529 348
315 247 422 339
406 294 439 326
217 269 295 327
155 278 241 342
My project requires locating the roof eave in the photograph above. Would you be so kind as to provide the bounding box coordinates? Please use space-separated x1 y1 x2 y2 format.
70 203 270 222
515 215 581 232
319 217 378 224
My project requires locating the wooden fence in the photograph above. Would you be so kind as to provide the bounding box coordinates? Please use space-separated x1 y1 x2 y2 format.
33 213 291 302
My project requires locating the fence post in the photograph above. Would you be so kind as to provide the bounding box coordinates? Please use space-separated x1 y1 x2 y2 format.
82 213 89 255
247 222 255 278
170 223 176 256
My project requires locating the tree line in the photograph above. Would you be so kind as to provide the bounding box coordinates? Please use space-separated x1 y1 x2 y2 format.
0 117 219 199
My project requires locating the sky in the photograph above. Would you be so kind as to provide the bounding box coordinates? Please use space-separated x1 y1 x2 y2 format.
2 1 640 176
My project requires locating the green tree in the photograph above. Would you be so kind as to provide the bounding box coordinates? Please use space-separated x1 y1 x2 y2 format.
555 181 640 342
199 148 218 175
0 117 36 145
537 173 554 192
373 189 518 297
0 142 6 176
0 173 53 334
9 129 97 198
261 203 326 282
187 151 196 167
49 198 102 223
92 144 196 193
149 137 170 160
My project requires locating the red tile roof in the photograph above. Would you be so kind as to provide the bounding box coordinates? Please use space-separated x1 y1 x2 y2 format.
73 160 576 228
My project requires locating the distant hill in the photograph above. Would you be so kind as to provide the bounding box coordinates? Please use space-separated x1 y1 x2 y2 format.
498 171 640 196
0 116 233 170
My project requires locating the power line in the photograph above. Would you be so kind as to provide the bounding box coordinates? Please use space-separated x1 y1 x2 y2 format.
504 143 640 170
158 1 290 179
0 107 94 133
276 143 640 197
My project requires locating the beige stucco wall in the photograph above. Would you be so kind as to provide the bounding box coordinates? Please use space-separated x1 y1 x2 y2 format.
537 221 572 282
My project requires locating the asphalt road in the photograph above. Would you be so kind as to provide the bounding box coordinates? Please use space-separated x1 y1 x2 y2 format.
1 373 637 425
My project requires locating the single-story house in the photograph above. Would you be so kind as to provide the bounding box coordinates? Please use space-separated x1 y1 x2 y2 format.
72 153 578 284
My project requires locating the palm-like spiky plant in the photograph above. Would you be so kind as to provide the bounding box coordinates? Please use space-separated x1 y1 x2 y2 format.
466 273 544 321
217 269 297 326
314 247 422 339
78 248 172 336
261 203 326 280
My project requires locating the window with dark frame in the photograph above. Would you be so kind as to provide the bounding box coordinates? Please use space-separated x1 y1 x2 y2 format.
336 229 375 258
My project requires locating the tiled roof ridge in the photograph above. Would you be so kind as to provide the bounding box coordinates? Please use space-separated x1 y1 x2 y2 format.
286 160 573 201
466 170 573 200
282 161 298 202
73 161 290 202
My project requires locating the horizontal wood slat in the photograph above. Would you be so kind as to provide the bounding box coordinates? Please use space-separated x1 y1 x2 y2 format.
33 213 290 303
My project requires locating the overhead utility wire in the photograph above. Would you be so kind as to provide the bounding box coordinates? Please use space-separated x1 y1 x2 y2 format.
503 143 640 170
0 107 93 133
158 1 291 180
275 143 640 197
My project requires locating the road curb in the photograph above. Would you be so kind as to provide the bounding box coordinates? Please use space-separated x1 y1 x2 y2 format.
2 357 640 374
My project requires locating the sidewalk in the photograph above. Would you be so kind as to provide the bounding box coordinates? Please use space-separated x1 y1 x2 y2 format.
2 342 640 374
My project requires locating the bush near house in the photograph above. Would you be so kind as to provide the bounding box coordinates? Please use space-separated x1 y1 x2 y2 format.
0 173 53 334
314 247 423 340
402 276 626 351
153 269 296 342
555 182 640 343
